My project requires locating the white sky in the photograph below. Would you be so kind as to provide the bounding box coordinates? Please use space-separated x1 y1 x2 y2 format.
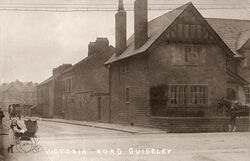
0 0 250 83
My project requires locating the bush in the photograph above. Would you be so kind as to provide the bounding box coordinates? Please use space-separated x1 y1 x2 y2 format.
150 84 168 111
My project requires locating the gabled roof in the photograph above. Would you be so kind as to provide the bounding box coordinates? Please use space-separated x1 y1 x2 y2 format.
105 2 250 64
105 2 191 64
206 19 250 56
236 30 250 51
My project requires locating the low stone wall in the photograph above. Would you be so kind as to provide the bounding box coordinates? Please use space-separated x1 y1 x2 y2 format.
150 116 250 133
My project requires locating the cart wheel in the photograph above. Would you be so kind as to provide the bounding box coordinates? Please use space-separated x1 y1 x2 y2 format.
19 136 33 153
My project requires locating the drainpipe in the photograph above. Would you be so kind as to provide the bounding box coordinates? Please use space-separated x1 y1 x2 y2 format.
108 65 112 123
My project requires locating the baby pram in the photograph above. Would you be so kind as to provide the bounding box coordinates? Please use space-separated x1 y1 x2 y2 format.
15 119 41 153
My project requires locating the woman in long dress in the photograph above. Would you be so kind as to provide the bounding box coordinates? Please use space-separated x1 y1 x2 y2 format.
7 119 24 153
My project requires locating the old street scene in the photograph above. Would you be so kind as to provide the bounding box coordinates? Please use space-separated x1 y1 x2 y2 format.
0 0 250 161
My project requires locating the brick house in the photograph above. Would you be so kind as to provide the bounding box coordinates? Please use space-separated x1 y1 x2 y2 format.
37 64 72 118
61 38 114 122
105 0 250 132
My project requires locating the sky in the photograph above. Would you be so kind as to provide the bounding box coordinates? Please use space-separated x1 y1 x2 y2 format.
0 0 250 84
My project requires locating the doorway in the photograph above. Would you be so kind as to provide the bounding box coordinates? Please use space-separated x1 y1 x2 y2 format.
226 88 236 100
98 97 101 121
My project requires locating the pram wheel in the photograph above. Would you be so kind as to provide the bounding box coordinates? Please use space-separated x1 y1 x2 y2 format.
32 145 42 153
19 136 33 153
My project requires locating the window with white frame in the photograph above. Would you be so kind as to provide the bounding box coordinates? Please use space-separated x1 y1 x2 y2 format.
190 86 207 105
173 45 204 65
169 85 207 106
170 85 187 105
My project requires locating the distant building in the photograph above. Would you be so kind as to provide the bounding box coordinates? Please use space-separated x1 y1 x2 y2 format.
105 0 250 132
61 38 114 122
37 38 114 120
37 64 72 118
0 81 37 111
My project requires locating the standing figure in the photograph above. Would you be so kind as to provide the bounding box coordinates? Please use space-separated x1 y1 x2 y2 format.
229 100 239 132
0 108 4 124
7 119 24 153
8 105 13 120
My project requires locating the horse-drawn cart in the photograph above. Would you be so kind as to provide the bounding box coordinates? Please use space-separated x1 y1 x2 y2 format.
8 104 22 120
217 98 250 116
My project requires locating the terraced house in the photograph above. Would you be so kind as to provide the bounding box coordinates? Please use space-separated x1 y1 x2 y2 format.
59 38 113 122
37 64 72 118
105 0 250 132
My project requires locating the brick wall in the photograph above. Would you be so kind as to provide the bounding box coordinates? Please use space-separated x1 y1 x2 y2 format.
53 78 63 117
37 82 53 118
148 43 227 116
63 45 113 122
150 116 250 132
110 55 151 126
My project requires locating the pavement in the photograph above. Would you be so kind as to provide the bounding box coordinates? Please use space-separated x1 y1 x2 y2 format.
25 116 167 134
1 115 250 161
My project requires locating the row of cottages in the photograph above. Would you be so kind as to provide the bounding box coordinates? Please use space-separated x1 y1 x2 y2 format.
104 0 250 132
37 38 114 121
37 0 250 132
37 64 72 118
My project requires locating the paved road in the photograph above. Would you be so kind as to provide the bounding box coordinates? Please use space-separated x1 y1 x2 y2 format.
1 116 250 161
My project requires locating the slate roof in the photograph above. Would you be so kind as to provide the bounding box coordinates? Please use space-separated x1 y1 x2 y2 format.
105 2 250 64
38 76 55 86
235 29 250 51
105 2 191 64
206 18 250 56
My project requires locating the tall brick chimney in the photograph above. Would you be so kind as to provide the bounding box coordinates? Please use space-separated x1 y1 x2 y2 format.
134 0 148 50
115 0 127 56
88 37 109 56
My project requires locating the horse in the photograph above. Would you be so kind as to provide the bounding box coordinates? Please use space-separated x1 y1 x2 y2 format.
217 98 249 132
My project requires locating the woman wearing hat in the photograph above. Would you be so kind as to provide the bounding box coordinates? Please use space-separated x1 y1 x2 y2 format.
7 119 24 153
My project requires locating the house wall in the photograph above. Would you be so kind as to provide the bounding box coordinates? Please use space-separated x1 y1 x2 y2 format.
61 70 75 120
239 50 250 83
110 55 150 126
63 47 113 122
53 77 63 118
148 43 227 116
109 41 244 132
37 83 51 118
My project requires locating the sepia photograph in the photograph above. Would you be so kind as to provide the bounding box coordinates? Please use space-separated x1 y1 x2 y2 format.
0 0 250 161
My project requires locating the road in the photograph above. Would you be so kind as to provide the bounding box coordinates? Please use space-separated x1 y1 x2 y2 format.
1 115 250 161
